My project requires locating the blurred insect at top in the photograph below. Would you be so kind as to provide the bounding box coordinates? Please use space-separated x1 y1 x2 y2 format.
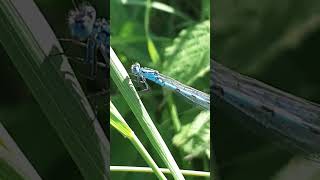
67 3 110 47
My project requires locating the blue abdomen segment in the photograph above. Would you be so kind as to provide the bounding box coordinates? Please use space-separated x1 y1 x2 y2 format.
141 71 166 87
138 67 210 110
161 75 210 109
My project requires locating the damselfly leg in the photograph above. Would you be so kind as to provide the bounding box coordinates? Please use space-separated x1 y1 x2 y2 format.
130 73 151 93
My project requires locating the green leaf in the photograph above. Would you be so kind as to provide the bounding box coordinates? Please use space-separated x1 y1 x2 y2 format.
173 111 210 160
163 20 210 85
110 101 133 139
147 37 160 64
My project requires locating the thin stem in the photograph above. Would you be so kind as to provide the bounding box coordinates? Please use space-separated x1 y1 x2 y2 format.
111 166 210 177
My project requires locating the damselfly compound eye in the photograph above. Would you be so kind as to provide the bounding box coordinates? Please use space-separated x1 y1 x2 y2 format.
68 3 96 40
61 3 109 80
131 63 141 74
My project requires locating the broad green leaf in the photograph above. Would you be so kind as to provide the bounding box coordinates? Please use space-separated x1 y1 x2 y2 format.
173 111 210 159
163 20 210 85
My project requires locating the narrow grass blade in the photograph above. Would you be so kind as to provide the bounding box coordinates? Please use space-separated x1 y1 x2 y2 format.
110 47 185 180
110 101 167 180
111 166 210 177
144 0 160 64
120 0 193 21
0 123 42 180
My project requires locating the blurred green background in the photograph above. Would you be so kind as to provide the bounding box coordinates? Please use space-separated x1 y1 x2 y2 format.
213 0 320 180
110 0 210 179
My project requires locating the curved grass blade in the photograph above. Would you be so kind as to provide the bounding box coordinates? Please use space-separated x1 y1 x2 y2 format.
119 0 193 21
110 101 167 180
110 47 185 180
144 0 160 64
0 123 41 180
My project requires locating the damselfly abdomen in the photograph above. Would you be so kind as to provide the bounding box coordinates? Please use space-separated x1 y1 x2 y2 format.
212 60 320 162
131 63 210 110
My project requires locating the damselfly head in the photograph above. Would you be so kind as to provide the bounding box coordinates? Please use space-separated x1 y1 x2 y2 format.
131 63 141 75
68 3 96 41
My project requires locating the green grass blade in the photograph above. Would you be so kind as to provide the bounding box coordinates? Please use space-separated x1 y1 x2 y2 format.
110 101 133 139
110 47 185 180
110 101 167 180
144 0 160 64
0 123 42 180
120 0 193 21
0 1 109 179
146 37 161 64
111 166 210 177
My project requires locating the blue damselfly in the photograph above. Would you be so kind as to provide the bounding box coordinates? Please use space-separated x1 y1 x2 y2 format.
131 63 210 110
